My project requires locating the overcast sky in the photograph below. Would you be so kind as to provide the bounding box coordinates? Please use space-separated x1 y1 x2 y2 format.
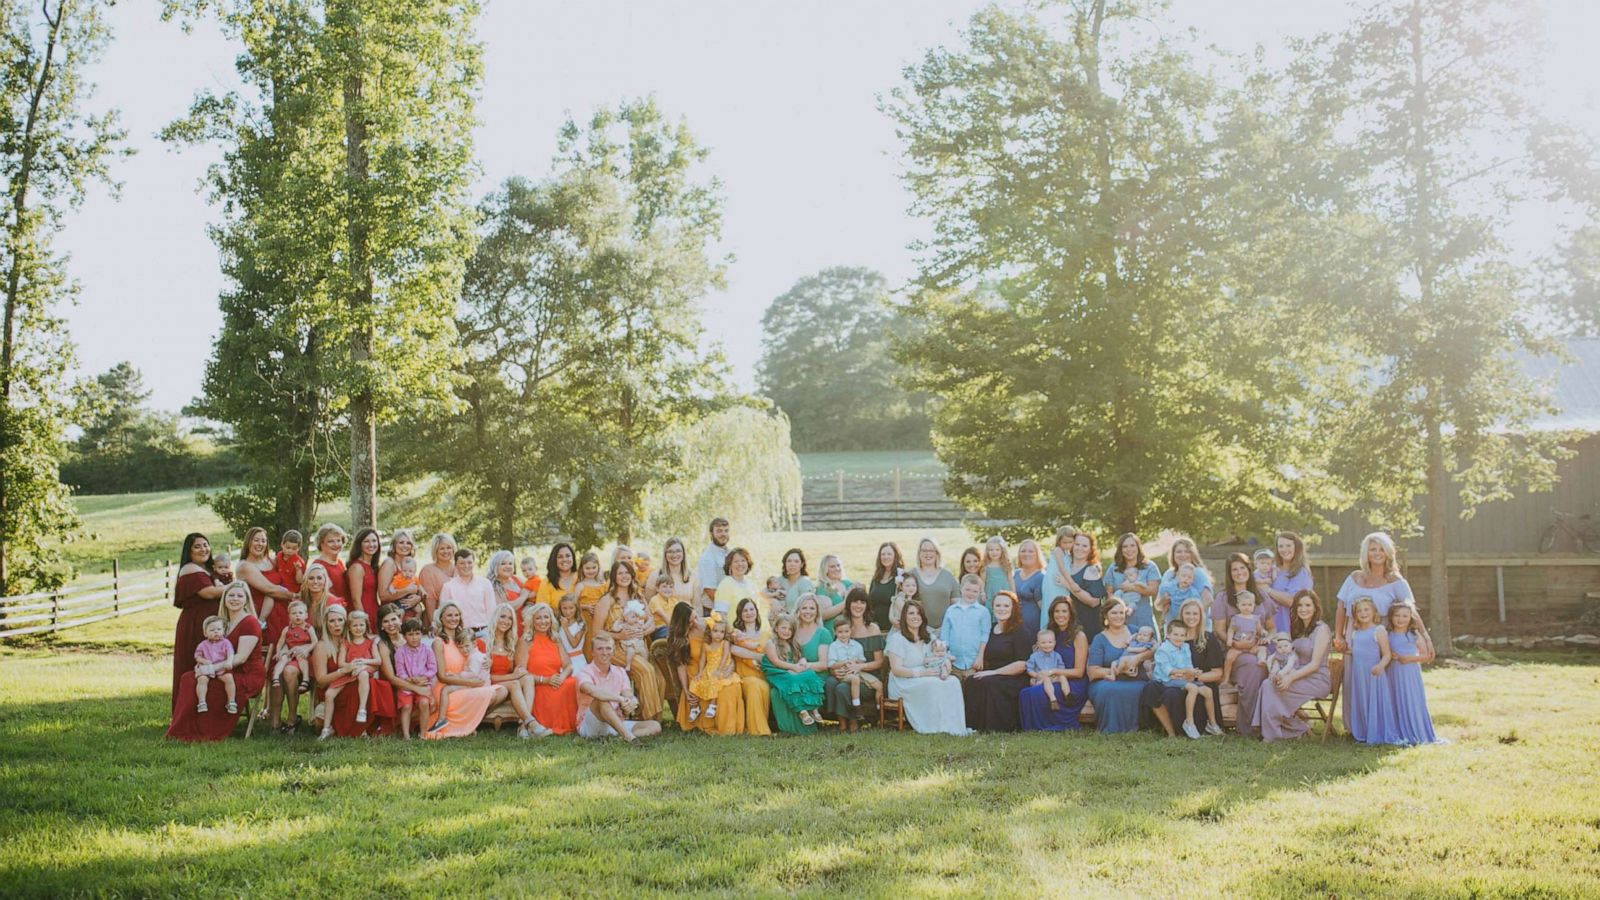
57 1 1600 412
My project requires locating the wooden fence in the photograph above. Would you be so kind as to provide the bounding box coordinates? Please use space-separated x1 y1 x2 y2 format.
0 561 174 640
799 468 964 530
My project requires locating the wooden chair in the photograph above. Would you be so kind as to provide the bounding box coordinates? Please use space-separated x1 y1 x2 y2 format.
878 697 906 731
1298 654 1343 741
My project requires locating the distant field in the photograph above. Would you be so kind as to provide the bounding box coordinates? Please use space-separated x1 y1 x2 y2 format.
798 450 942 476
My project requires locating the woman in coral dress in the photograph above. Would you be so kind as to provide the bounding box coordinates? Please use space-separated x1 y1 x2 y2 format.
424 602 507 739
521 604 579 734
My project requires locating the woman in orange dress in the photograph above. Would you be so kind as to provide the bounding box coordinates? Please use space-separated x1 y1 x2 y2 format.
488 551 529 635
520 603 579 733
424 602 506 739
487 602 544 738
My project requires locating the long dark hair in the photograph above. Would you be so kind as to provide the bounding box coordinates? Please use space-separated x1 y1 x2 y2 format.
1046 597 1081 645
1114 533 1146 570
844 586 873 632
666 603 695 667
545 542 575 588
734 597 760 633
897 600 931 643
179 533 216 579
606 559 638 602
1220 552 1263 615
872 542 904 584
1290 589 1324 641
348 528 381 570
375 603 403 656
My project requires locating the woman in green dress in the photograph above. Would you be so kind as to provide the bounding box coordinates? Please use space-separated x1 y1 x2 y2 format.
761 613 827 731
764 594 831 732
823 586 885 725
813 554 853 621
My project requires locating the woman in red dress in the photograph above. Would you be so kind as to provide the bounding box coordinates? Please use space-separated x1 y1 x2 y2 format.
521 602 579 733
311 602 395 737
345 527 383 625
167 581 266 741
310 523 348 604
236 526 295 648
171 533 226 712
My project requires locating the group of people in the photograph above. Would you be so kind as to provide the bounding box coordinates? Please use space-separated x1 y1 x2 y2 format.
163 517 1441 747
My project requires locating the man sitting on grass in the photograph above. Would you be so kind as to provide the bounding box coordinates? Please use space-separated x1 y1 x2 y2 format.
576 633 663 744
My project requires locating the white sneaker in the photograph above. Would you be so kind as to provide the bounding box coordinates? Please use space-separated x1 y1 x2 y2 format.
529 720 553 737
1182 721 1201 740
688 705 701 723
355 709 367 723
1204 721 1223 736
517 726 530 740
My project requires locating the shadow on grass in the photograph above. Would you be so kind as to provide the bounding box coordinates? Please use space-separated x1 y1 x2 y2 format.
0 681 1417 896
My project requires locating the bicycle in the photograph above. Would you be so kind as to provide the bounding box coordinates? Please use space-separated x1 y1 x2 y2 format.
1538 508 1600 554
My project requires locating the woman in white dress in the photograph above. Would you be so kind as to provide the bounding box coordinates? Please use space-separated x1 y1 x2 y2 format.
885 600 971 736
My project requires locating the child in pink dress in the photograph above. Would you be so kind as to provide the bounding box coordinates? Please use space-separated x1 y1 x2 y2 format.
194 615 237 714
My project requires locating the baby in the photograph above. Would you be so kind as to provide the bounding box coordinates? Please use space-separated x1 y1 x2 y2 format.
1164 562 1204 620
827 619 881 707
925 637 953 679
618 599 651 669
388 556 424 619
193 615 237 714
1222 591 1266 683
518 556 542 593
270 600 317 687
763 575 787 623
1253 548 1275 586
213 553 234 584
436 638 489 722
1026 630 1073 711
1266 632 1296 679
1123 625 1157 677
274 530 305 591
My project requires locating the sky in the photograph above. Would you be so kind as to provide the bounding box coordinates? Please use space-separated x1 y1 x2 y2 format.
56 0 1600 413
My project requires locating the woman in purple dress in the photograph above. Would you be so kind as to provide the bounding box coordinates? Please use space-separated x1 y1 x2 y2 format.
1019 597 1089 731
1253 589 1333 742
1385 603 1440 744
1344 596 1401 744
1262 531 1313 635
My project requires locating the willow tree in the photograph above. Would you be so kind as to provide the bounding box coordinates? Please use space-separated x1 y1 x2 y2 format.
885 0 1346 540
166 0 480 532
0 0 124 593
1305 0 1574 653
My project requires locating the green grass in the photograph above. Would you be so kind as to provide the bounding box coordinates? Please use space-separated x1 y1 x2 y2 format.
1 647 1596 896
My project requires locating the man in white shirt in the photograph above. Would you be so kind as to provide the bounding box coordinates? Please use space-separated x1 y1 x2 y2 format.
696 517 730 610
438 549 496 638
576 634 662 743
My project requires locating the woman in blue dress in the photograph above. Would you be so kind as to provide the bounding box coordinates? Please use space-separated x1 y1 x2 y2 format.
1085 598 1153 733
1104 533 1160 635
1019 597 1090 731
1156 536 1213 627
1011 539 1046 634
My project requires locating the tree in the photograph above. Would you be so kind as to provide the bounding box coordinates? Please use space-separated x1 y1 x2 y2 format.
75 362 155 455
884 0 1344 540
1307 0 1574 654
167 0 481 534
638 404 802 541
756 267 930 452
0 0 124 594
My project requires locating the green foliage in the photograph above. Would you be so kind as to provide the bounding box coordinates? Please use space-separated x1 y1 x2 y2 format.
165 0 481 536
757 267 931 452
638 403 802 541
0 0 126 593
885 1 1344 541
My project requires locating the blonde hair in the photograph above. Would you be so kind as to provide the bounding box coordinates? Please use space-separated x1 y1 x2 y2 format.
1016 539 1043 571
435 602 471 651
525 602 558 640
1175 599 1210 653
984 535 1013 574
1350 596 1380 626
313 523 347 553
916 536 943 568
388 529 416 560
769 614 802 662
1359 532 1401 579
489 602 519 656
345 609 371 638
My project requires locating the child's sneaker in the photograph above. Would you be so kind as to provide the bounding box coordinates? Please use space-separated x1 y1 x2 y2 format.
704 701 718 720
355 709 368 724
1182 721 1201 740
226 701 238 714
687 704 701 723
1204 721 1223 736
196 702 208 714
851 697 861 707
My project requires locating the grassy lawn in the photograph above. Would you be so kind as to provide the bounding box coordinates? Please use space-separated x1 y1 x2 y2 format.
798 450 942 476
0 646 1596 897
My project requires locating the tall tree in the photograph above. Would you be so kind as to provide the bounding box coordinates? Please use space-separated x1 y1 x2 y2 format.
167 0 481 533
0 0 124 594
1308 0 1572 654
756 267 930 452
884 0 1343 540
75 362 153 455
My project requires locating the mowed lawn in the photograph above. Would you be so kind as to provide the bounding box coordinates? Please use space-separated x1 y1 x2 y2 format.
1 646 1597 897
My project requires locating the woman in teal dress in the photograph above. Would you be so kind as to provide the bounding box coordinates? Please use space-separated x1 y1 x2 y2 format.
761 613 827 731
766 594 831 732
813 554 854 622
824 587 885 722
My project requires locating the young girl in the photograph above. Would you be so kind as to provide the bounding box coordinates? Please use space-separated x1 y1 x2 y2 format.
888 571 919 632
271 600 318 688
573 551 606 625
193 616 236 714
556 593 588 671
1385 603 1440 745
322 610 380 737
688 614 740 723
1222 591 1265 684
982 536 1016 609
1344 597 1401 745
763 614 826 726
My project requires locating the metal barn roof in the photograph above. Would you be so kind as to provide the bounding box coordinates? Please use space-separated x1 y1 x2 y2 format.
1522 337 1600 434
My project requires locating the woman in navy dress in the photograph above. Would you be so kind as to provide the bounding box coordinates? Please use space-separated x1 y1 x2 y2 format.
1019 597 1089 731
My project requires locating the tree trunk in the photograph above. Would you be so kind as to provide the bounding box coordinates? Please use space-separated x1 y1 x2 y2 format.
342 49 376 529
1425 412 1453 656
496 485 516 551
0 1 65 595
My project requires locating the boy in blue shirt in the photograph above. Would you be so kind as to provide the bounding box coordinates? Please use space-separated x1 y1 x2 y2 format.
1152 620 1221 739
939 574 992 678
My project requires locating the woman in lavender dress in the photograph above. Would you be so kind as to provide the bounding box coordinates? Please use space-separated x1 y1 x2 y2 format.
1215 552 1272 735
1385 603 1440 744
1344 596 1401 744
1334 532 1427 653
1262 531 1313 636
1018 597 1089 731
1253 589 1333 742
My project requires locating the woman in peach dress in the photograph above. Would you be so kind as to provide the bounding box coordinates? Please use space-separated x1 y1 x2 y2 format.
424 602 506 739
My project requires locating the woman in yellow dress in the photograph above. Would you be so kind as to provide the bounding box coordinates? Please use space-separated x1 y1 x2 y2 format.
668 606 741 734
534 542 578 610
715 547 767 632
592 559 663 721
730 597 772 735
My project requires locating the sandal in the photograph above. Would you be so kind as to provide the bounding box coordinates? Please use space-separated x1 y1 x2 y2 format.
799 710 815 726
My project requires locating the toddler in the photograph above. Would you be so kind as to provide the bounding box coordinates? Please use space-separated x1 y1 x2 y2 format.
270 600 317 687
391 618 437 739
618 599 651 669
388 556 425 620
827 619 881 708
1222 591 1265 683
647 574 676 641
1026 630 1073 711
688 615 740 722
1266 632 1296 679
556 593 587 670
274 530 306 591
435 636 490 725
888 572 920 630
1124 625 1157 677
193 615 237 714
321 610 380 739
1153 621 1221 739
1163 562 1204 622
1253 548 1275 585
518 555 543 594
926 637 953 679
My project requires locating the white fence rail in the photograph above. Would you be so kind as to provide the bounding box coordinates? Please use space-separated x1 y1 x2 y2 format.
0 562 175 640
